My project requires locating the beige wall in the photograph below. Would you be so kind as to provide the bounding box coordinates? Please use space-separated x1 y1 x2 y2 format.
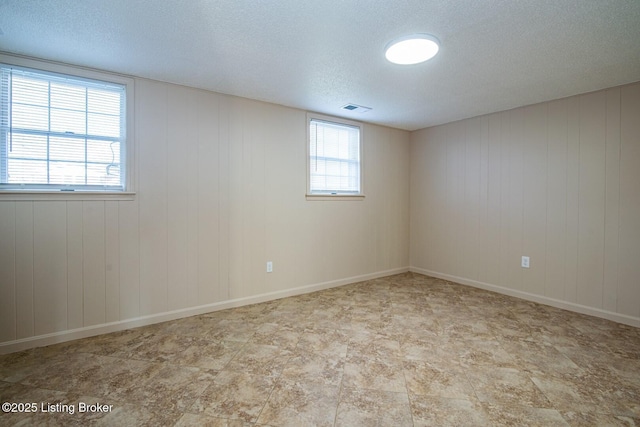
410 82 640 326
2 57 638 352
0 77 411 351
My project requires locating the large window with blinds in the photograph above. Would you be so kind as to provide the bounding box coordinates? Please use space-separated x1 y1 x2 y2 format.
0 63 128 192
307 114 363 197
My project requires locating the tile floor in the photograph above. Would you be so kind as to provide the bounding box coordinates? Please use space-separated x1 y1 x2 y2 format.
1 273 639 426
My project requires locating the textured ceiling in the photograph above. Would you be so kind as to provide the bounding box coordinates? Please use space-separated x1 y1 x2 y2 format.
1 0 639 131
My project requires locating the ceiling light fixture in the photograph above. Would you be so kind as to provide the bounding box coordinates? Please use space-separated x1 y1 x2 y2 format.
385 34 440 65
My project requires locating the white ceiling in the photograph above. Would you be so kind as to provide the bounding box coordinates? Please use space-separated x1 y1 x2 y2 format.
1 0 640 131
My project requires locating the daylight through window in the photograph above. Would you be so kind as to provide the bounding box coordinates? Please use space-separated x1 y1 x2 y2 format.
309 117 361 195
0 65 126 191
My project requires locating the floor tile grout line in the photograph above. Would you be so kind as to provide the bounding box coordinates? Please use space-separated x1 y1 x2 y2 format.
333 337 350 427
401 353 416 427
2 272 639 425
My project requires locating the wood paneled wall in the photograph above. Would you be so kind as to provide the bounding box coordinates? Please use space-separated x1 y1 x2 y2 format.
410 82 640 324
0 78 411 347
2 59 637 350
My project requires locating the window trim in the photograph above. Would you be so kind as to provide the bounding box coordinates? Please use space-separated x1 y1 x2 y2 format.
0 53 135 201
306 112 364 200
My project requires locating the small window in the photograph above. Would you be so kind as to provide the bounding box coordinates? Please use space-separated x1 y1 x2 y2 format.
0 63 128 192
307 114 363 197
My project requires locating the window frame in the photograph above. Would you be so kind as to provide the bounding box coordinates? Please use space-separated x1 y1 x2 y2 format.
306 112 364 201
0 53 135 201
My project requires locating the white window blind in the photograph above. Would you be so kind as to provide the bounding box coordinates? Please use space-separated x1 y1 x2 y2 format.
309 118 361 194
0 64 126 191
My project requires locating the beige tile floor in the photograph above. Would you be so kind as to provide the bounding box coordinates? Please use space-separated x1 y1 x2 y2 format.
1 273 639 426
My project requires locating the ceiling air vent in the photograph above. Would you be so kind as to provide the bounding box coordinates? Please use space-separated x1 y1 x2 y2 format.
341 103 372 113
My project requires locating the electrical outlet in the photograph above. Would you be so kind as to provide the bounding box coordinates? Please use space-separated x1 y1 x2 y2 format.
266 261 273 273
521 256 530 268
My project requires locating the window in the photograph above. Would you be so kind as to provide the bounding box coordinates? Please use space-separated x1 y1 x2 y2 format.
0 62 129 193
307 114 363 197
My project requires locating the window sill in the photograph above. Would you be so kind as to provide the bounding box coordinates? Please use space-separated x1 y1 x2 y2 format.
0 191 137 201
306 193 365 201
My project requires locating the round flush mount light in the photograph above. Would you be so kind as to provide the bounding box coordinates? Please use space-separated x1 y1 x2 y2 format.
385 34 440 65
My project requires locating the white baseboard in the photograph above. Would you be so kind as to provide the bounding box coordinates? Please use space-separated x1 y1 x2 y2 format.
0 266 409 355
410 266 640 329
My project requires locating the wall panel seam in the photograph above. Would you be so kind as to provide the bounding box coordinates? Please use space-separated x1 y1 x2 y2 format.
103 201 107 322
165 88 170 311
30 202 34 336
615 89 622 313
13 202 17 340
543 102 549 296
